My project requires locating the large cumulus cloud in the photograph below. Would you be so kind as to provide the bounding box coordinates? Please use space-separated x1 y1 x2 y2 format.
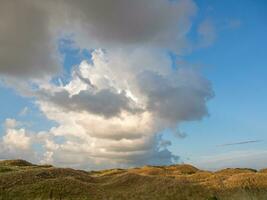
28 49 212 169
0 0 214 169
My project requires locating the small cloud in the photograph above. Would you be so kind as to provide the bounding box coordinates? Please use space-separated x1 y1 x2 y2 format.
174 129 187 139
159 140 172 149
227 19 242 29
19 107 29 116
197 18 216 47
220 19 242 31
217 140 263 147
206 5 214 12
4 118 18 129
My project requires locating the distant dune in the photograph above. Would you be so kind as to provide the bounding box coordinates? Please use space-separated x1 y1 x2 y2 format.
1 160 267 200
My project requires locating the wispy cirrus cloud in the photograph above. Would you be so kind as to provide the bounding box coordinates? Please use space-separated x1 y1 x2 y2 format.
217 140 263 147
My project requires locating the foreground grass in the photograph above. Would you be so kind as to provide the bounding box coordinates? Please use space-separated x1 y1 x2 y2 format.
0 160 267 200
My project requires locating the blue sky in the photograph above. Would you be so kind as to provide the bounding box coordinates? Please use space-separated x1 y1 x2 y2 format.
166 0 267 168
0 0 266 169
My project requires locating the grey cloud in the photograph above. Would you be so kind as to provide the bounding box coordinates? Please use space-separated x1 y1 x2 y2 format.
62 0 197 51
121 149 179 167
48 138 179 170
159 140 172 149
0 0 60 78
106 143 151 153
79 123 144 141
0 0 197 78
41 129 179 169
137 70 213 123
99 136 156 153
0 0 215 169
36 64 213 169
75 70 96 89
174 129 187 139
38 88 140 118
150 149 179 166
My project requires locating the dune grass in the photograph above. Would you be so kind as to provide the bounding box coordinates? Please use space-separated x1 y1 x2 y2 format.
0 160 267 200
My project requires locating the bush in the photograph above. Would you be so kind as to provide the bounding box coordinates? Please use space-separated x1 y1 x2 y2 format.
0 167 13 173
207 196 218 200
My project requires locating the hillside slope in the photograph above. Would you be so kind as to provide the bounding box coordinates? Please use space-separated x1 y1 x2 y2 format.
0 160 267 200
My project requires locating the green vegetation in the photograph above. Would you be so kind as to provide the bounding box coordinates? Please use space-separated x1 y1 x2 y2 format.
0 160 267 200
207 197 218 200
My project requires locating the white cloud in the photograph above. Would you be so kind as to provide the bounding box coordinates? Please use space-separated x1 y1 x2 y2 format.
4 118 18 129
0 119 37 162
0 0 215 169
28 49 212 169
3 129 31 150
0 49 213 169
19 107 29 116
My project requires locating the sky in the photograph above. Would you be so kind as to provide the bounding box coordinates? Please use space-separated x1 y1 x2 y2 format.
0 0 266 170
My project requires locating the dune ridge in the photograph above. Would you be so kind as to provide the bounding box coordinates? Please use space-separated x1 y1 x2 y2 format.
0 160 267 200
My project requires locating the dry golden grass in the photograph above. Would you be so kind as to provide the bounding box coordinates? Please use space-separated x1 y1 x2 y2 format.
0 159 34 167
1 159 267 200
259 168 267 173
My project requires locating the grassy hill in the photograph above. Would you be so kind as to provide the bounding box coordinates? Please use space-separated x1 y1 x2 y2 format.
0 160 267 200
